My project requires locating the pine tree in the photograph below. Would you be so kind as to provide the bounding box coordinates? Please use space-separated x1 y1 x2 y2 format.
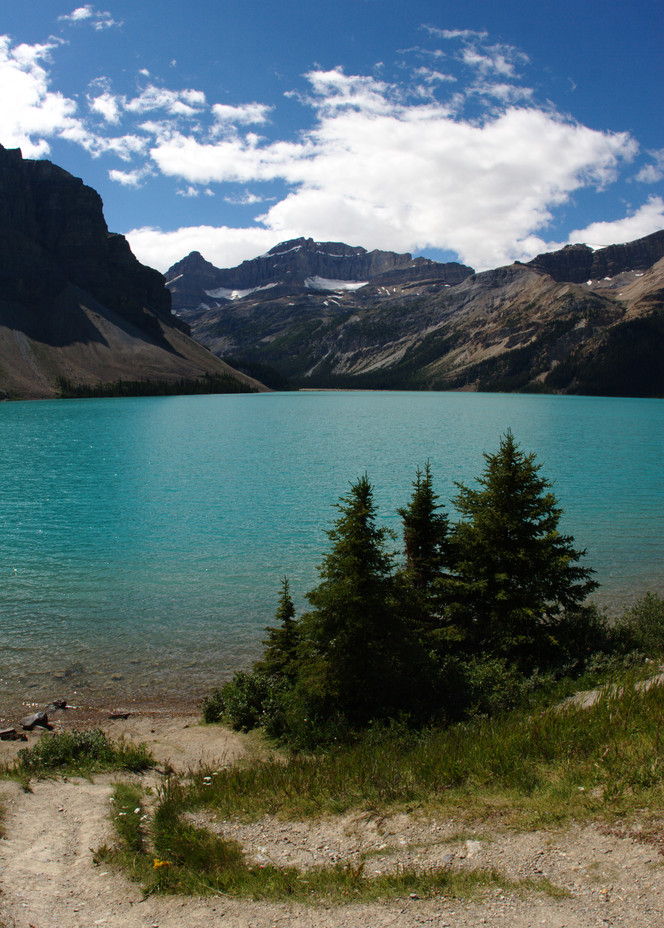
297 474 403 726
448 430 597 670
259 577 299 682
398 461 450 593
396 462 458 718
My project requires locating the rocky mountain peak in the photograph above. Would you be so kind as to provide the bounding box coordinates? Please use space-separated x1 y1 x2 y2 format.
165 238 474 312
527 231 664 283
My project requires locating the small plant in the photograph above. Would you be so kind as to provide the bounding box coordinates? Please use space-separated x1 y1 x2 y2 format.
110 782 148 853
10 729 153 779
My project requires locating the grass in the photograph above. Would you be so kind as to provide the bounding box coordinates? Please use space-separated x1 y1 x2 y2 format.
186 670 664 826
0 729 153 784
97 778 559 902
96 667 664 902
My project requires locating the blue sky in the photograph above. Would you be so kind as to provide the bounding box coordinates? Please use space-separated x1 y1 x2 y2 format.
1 0 663 272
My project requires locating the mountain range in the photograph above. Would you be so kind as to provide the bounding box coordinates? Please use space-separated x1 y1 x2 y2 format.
2 143 662 400
0 145 263 399
166 232 664 396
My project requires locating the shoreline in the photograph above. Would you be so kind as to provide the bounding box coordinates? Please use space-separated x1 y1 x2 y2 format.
0 692 202 743
0 697 253 774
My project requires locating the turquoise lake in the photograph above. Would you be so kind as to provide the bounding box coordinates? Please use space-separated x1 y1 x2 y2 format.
1 391 662 712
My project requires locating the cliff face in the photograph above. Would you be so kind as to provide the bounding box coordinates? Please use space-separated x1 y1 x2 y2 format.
193 237 451 289
0 145 173 328
0 146 265 398
527 230 664 284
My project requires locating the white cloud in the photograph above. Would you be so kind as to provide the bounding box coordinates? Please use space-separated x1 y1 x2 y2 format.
3 27 654 276
126 224 279 271
461 47 521 78
58 6 122 30
177 185 201 197
109 165 151 186
635 149 664 184
88 90 122 124
424 27 488 41
224 190 270 206
412 67 456 85
126 85 207 117
566 197 664 248
142 68 637 271
0 35 80 156
472 81 534 104
149 132 308 184
211 102 272 127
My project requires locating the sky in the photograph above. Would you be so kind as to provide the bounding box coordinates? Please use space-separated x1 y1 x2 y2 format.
1 0 663 273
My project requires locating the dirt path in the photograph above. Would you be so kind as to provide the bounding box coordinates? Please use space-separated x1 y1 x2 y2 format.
2 716 664 928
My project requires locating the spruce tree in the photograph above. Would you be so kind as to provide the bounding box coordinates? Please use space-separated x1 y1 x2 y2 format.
396 462 457 719
448 430 597 670
296 474 403 727
259 577 299 682
398 461 450 593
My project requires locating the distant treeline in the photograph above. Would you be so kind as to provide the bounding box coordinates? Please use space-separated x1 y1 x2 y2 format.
57 373 256 399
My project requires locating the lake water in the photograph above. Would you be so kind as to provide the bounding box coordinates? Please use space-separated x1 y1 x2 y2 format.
1 391 662 713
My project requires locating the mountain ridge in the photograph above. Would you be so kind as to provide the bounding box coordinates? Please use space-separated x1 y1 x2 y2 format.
166 231 664 397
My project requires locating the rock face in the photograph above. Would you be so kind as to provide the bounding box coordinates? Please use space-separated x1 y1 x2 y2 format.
171 231 664 397
166 238 473 315
0 146 265 398
527 230 664 284
0 145 173 328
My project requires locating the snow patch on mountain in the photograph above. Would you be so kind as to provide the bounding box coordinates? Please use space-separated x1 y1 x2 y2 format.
205 282 278 300
305 277 368 291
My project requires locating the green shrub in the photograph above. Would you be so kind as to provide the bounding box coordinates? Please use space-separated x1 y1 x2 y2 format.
461 655 526 715
613 593 664 656
14 729 152 776
202 670 282 732
200 687 226 724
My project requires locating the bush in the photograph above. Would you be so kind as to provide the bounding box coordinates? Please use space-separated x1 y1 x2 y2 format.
201 670 285 732
613 592 664 656
461 656 527 716
200 687 226 724
15 729 152 775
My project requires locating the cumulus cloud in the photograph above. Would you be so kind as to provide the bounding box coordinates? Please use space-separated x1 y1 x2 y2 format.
58 5 122 30
211 102 273 127
635 149 664 184
127 224 279 271
566 196 664 248
109 165 152 186
3 26 655 275
177 185 201 197
125 85 207 117
88 90 122 123
0 36 80 156
140 66 637 270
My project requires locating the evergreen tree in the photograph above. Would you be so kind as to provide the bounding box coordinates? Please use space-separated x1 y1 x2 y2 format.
396 462 457 709
448 430 597 670
398 461 450 593
296 475 404 726
259 577 299 682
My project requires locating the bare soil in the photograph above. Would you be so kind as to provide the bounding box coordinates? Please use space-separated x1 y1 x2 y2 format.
1 711 663 928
